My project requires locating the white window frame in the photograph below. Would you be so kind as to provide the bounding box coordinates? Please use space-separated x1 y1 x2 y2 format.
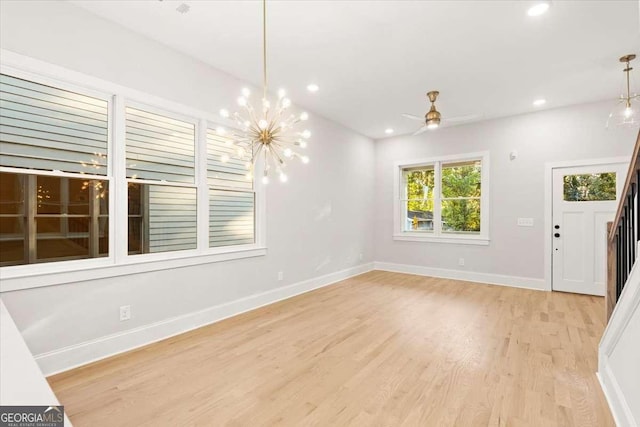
121 100 200 257
393 151 490 245
205 125 257 249
0 50 266 292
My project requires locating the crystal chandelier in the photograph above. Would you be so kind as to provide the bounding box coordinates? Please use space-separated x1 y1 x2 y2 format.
217 0 310 184
607 54 639 129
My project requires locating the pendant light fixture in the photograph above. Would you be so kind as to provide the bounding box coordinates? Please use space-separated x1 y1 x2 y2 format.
217 0 310 184
607 54 639 129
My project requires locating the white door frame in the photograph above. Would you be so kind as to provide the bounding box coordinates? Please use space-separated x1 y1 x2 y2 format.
544 157 629 292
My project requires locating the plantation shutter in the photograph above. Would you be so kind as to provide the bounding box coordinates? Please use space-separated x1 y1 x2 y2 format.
0 74 108 174
125 107 195 183
207 129 255 247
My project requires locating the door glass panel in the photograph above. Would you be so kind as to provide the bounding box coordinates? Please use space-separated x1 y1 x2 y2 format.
563 172 616 201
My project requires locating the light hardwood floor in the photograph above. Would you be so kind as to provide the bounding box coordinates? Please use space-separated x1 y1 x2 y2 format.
48 271 613 426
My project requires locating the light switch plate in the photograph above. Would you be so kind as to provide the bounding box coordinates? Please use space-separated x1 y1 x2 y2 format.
517 218 534 227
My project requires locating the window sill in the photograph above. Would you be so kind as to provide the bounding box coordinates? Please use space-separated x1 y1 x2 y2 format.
0 246 267 292
393 233 490 246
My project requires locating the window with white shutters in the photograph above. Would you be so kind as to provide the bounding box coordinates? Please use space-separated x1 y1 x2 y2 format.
125 107 194 183
126 107 197 254
0 73 110 266
0 74 108 174
0 63 263 283
207 129 255 247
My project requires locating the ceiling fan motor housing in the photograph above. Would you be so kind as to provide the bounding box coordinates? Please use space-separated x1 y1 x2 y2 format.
426 107 441 121
426 91 441 126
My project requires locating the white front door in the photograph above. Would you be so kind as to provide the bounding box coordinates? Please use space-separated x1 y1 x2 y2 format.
552 163 626 295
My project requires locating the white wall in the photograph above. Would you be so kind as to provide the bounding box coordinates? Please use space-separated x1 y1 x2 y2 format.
374 102 637 284
0 0 375 372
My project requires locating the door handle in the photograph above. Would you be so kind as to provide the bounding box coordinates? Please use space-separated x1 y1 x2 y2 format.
554 233 560 238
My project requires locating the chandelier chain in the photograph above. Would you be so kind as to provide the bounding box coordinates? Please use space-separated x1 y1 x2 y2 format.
219 0 310 184
626 59 631 107
263 0 267 101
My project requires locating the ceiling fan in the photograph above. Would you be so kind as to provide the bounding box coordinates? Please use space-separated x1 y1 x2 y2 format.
402 91 480 135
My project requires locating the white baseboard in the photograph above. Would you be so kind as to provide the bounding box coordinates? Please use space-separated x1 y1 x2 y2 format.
373 261 547 291
597 361 637 427
35 261 549 376
36 262 374 376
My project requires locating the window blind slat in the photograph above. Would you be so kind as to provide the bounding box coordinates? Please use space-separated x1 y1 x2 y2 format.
0 99 107 128
0 154 92 174
148 185 197 253
126 115 194 139
1 108 107 136
208 179 253 191
126 108 193 131
0 83 107 116
127 140 194 160
0 74 108 175
0 92 107 122
126 163 193 183
209 237 254 245
1 117 107 143
0 141 106 166
127 150 194 168
126 125 194 147
207 161 248 175
1 125 106 150
126 107 194 183
209 189 254 247
0 74 106 108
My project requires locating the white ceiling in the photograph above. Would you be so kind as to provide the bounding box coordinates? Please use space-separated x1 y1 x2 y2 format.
70 0 639 139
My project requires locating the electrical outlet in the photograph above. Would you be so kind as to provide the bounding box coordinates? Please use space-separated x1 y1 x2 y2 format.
119 305 131 321
277 271 283 281
458 258 465 266
359 253 363 261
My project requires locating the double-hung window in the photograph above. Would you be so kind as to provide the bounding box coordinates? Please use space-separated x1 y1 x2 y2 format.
206 129 255 247
125 106 197 254
394 152 490 245
0 60 264 289
0 73 111 265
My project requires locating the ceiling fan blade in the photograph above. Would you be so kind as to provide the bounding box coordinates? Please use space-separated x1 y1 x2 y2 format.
444 114 482 123
412 125 429 136
402 113 425 122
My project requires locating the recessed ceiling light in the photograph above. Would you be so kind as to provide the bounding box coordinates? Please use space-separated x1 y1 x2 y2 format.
527 2 550 17
385 128 394 135
175 3 190 14
533 98 547 107
307 84 319 93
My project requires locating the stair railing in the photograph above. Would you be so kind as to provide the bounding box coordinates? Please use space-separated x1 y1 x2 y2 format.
607 130 640 320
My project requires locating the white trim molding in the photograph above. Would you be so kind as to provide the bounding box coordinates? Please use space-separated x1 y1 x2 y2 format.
374 261 546 291
393 151 490 245
392 234 489 245
0 247 267 292
0 49 268 292
35 263 374 376
543 156 630 293
598 242 640 427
